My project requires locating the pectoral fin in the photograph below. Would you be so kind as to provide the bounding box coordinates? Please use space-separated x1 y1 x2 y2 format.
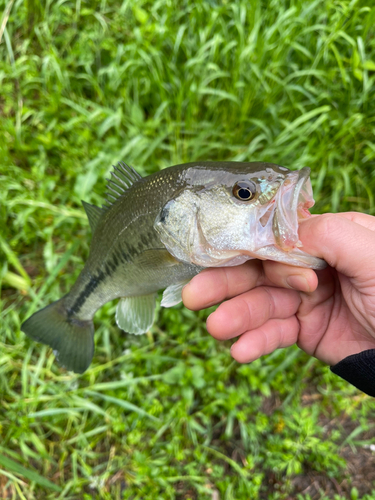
161 280 190 308
116 294 156 335
135 248 180 269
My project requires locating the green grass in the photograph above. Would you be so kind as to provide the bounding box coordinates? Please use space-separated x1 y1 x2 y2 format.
1 0 375 498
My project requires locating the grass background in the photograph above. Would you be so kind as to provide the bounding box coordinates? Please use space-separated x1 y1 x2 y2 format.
1 0 375 498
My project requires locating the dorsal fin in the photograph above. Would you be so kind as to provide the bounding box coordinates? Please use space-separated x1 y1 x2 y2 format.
104 162 142 207
82 201 103 232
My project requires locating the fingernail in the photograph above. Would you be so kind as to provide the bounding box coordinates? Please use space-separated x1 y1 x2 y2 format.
286 275 310 291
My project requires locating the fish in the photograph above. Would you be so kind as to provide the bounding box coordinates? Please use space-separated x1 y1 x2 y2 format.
21 161 325 373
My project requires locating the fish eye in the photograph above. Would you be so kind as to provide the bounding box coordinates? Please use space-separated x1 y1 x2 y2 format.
232 181 257 201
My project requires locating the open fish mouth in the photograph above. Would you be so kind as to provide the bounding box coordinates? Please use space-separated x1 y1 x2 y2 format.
272 167 314 251
293 167 315 222
248 166 326 269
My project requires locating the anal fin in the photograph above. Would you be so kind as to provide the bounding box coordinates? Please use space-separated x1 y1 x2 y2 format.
116 294 156 335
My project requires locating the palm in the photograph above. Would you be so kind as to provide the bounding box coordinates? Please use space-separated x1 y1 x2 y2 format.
296 267 375 365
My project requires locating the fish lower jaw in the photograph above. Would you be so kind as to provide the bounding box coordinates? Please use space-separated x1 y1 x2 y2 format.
297 202 313 221
253 245 326 269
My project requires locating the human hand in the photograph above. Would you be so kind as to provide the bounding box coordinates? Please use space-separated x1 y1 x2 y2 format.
182 212 375 367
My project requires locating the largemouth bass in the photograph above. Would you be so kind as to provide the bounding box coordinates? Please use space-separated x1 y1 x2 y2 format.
21 161 325 373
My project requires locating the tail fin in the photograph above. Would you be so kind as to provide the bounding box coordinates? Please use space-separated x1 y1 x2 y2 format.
21 298 94 374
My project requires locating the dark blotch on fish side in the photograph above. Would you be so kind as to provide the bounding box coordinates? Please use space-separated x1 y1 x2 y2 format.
68 270 106 317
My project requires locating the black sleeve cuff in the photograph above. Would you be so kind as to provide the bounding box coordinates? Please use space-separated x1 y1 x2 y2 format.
330 349 375 397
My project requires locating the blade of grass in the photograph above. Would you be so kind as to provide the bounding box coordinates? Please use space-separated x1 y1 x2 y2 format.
88 374 164 392
9 200 86 220
0 236 31 285
85 390 160 422
0 0 15 44
2 271 30 291
0 453 61 492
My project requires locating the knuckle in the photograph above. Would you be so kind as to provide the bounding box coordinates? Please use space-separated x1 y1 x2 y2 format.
262 287 276 318
241 298 253 329
221 268 231 298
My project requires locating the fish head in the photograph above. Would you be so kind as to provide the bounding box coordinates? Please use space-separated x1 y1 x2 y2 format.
154 162 325 269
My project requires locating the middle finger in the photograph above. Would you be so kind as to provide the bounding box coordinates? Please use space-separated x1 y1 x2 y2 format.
206 286 301 340
182 260 316 311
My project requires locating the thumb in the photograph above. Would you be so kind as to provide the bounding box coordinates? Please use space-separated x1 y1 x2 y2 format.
298 213 375 279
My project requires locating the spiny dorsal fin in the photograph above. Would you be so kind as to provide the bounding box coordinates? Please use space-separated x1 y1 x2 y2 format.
104 162 142 207
82 200 103 232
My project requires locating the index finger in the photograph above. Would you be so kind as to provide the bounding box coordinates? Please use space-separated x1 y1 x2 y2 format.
182 260 264 311
182 258 317 311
